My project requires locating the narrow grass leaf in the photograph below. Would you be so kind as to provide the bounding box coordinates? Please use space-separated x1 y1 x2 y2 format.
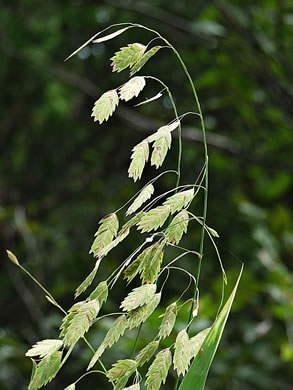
119 77 146 102
26 340 63 359
135 341 159 367
28 351 62 390
158 302 177 340
134 92 163 107
91 90 119 124
128 141 149 182
111 43 146 73
126 184 154 216
121 283 156 312
174 329 191 377
179 265 243 390
130 46 161 76
93 27 131 43
145 348 172 390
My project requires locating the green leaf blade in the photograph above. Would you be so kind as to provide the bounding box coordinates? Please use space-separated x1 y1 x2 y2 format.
179 266 243 390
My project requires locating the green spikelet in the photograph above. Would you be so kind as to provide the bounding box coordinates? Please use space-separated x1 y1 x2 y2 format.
145 348 172 390
128 141 149 182
88 314 128 369
189 327 211 358
119 77 146 102
158 302 177 340
164 209 189 244
28 351 62 390
107 359 137 387
89 213 119 257
163 189 194 214
87 281 108 305
91 89 119 124
111 43 146 73
173 329 192 377
135 341 159 367
150 128 172 168
60 300 99 347
137 205 171 233
121 284 157 312
130 46 161 76
126 184 154 216
127 293 161 329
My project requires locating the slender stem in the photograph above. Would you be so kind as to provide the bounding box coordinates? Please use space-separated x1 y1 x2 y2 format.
130 323 143 359
133 23 209 332
17 263 108 375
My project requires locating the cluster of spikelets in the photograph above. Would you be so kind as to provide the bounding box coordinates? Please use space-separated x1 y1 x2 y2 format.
24 33 213 390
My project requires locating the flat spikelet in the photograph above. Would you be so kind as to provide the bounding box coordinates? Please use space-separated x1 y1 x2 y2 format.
130 46 161 76
64 385 75 390
173 329 192 377
158 302 177 340
87 280 108 305
111 43 146 73
150 128 172 168
135 341 159 367
126 184 154 216
128 141 149 182
163 189 194 214
119 77 146 102
123 385 140 390
88 314 127 369
91 89 119 124
74 259 101 298
26 339 63 359
189 327 210 358
60 299 99 347
164 209 189 244
120 283 156 312
147 121 180 143
145 348 172 390
89 213 119 257
107 359 137 386
124 243 163 284
99 228 130 257
137 205 171 233
28 351 62 390
127 293 161 329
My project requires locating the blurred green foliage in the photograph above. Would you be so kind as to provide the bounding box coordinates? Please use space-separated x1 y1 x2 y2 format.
1 1 293 389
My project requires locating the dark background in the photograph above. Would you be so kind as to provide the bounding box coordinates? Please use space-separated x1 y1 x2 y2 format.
1 1 293 389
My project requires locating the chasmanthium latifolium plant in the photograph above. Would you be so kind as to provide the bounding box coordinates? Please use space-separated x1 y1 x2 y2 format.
7 23 243 390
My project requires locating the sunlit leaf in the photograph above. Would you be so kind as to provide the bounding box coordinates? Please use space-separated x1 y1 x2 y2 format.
93 27 132 43
179 265 243 390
